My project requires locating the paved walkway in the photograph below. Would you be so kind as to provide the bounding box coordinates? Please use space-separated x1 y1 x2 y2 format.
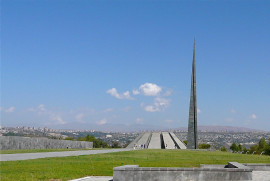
148 132 161 149
169 132 187 149
162 132 175 149
71 176 113 181
0 148 132 161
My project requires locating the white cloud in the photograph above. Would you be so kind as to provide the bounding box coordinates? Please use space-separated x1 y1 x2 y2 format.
230 109 236 114
106 88 134 100
250 114 257 119
28 104 46 114
197 109 201 114
143 97 170 112
28 104 67 125
96 118 107 125
37 104 46 112
135 118 144 124
51 115 66 125
165 120 173 123
75 113 84 120
139 83 162 96
144 105 157 112
132 89 140 95
163 89 173 96
121 106 131 112
103 108 113 113
225 118 234 122
3 107 16 113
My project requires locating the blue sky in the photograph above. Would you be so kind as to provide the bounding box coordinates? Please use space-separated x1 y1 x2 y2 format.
1 0 270 131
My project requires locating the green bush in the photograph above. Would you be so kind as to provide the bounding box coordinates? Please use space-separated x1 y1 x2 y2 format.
77 135 109 148
198 143 211 149
230 143 238 152
220 146 227 152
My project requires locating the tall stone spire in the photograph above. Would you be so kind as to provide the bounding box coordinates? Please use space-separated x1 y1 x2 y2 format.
187 39 198 149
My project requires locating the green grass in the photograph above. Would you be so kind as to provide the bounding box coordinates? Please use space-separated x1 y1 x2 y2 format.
1 149 270 181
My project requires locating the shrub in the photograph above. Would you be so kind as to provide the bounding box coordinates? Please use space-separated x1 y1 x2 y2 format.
230 143 238 152
198 143 211 149
220 146 227 152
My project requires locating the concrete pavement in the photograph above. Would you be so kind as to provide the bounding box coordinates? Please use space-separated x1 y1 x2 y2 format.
0 148 132 161
162 132 175 149
169 132 187 149
70 176 113 181
136 132 151 148
148 132 161 149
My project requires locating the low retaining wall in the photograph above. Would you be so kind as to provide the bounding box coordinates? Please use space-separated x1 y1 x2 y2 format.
113 163 253 181
201 163 270 171
244 163 270 171
0 136 93 150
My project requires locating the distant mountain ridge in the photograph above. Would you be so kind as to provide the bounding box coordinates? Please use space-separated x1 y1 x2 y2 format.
173 126 265 133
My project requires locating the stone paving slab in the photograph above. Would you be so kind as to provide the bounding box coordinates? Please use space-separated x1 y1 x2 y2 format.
0 148 132 161
148 132 161 149
162 132 175 149
70 176 113 181
169 132 187 149
126 133 144 148
136 132 151 148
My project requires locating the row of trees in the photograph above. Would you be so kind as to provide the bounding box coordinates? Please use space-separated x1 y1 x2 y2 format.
230 137 270 155
65 135 121 148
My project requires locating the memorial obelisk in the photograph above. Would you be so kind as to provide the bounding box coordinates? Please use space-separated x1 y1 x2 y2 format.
187 39 198 149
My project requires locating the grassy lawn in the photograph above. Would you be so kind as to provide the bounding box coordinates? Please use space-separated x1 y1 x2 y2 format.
1 149 270 181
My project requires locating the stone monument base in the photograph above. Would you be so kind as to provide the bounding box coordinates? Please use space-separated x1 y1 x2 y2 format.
113 162 253 181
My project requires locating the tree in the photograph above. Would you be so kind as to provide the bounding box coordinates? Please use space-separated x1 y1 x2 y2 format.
111 141 121 148
250 144 258 153
198 143 211 149
258 138 266 151
230 143 238 152
243 147 249 154
77 135 109 148
238 143 242 152
183 140 187 145
220 146 227 152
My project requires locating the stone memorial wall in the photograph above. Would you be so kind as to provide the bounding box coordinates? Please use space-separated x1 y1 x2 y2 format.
0 136 93 150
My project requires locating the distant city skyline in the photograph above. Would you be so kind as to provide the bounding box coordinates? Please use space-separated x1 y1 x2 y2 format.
1 1 270 131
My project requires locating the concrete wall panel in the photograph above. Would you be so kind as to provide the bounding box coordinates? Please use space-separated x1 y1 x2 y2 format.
113 165 253 181
0 136 93 150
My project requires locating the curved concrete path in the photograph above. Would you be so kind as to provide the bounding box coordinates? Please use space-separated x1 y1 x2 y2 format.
0 148 132 161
